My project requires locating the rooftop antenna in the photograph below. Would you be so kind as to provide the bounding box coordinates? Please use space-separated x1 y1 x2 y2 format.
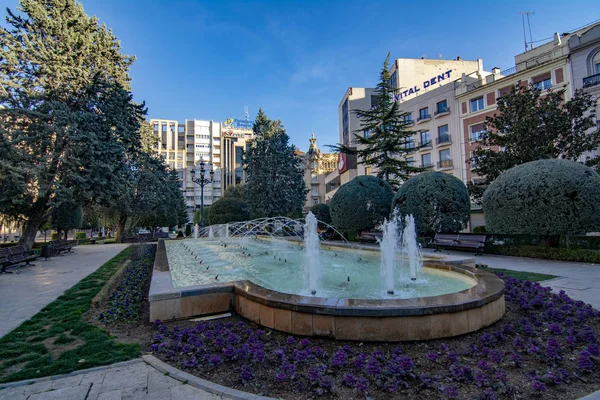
518 11 535 51
244 105 249 123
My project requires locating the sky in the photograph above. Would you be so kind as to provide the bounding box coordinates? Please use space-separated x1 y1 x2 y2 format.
0 0 598 151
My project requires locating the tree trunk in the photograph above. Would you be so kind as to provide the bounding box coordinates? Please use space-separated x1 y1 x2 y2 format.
115 214 127 243
64 230 68 240
18 207 46 251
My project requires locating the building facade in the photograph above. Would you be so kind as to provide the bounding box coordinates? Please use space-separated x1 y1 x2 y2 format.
296 133 337 212
150 117 253 221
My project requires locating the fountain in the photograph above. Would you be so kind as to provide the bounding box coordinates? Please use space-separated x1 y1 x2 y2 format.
150 215 506 341
194 224 199 239
402 215 421 281
303 212 320 295
380 213 400 295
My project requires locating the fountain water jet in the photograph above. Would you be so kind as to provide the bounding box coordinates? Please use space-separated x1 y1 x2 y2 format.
402 215 422 281
303 212 320 295
380 212 400 295
225 223 230 239
194 224 199 239
208 226 214 239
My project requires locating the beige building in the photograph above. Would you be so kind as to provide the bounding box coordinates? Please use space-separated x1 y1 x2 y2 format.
150 117 253 221
296 133 337 212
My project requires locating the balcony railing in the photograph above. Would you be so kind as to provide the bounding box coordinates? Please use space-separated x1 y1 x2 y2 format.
421 162 434 168
420 140 432 147
434 107 450 116
583 73 600 88
417 114 431 122
438 160 453 169
436 135 451 145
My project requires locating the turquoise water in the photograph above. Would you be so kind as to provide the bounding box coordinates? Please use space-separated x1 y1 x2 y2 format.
165 238 476 300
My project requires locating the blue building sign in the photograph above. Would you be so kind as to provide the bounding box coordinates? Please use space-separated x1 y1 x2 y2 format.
393 70 452 101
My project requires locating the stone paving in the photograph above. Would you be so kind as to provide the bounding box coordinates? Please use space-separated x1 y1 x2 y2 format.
423 248 600 309
0 359 222 400
0 243 128 338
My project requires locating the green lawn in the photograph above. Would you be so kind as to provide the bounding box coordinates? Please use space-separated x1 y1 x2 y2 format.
486 267 557 282
0 247 140 383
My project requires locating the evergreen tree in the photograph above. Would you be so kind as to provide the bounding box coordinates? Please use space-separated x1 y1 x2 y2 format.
469 84 598 200
0 0 141 249
332 53 427 189
245 111 308 217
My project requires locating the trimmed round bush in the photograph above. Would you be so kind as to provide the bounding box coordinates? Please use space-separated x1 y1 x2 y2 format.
75 232 87 240
310 203 332 224
392 172 470 236
207 197 250 225
483 159 600 235
330 175 394 233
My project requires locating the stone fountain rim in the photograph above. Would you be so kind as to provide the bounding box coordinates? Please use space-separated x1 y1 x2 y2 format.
151 239 505 318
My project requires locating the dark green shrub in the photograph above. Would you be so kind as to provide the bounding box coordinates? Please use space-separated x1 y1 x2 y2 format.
473 225 487 233
310 203 332 224
75 232 86 240
185 224 192 237
483 159 600 235
208 197 250 225
51 232 58 240
486 245 600 263
392 172 470 236
330 175 394 233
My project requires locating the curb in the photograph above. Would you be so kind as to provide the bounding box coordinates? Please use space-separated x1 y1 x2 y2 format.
0 358 143 390
142 354 274 400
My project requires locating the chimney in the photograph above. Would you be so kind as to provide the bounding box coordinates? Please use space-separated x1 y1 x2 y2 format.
554 32 562 46
456 56 462 61
492 67 501 75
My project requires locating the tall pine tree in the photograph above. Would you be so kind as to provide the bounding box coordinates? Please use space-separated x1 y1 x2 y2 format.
0 0 142 249
332 53 427 189
245 110 308 217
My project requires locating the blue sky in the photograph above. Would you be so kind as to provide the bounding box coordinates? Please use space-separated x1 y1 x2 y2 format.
1 0 598 151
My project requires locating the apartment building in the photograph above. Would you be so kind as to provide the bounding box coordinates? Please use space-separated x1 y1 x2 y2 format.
150 117 253 221
296 133 337 212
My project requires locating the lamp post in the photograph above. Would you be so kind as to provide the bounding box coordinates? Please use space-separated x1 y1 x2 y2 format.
190 161 214 228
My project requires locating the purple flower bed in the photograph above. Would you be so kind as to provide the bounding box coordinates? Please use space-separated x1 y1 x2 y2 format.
149 273 600 399
98 244 155 324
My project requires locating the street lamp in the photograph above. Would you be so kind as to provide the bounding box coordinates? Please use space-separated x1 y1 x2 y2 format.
190 161 214 228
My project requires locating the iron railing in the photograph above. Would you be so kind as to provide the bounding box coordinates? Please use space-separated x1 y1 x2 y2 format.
434 106 450 116
436 135 451 145
437 160 453 169
583 73 600 88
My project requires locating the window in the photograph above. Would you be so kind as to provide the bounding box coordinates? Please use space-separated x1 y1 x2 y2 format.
420 131 431 146
421 153 432 167
365 167 371 175
388 71 397 89
403 113 413 123
470 97 484 112
470 123 485 141
313 199 319 206
364 130 370 139
436 100 448 114
418 107 430 120
370 95 379 109
437 125 449 143
596 62 600 74
439 149 451 161
342 99 349 145
532 73 552 90
406 157 415 167
498 85 512 98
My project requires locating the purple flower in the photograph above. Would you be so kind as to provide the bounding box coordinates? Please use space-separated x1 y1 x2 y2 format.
355 377 369 392
319 376 333 391
332 349 348 367
488 350 502 363
477 360 491 371
548 323 562 335
587 344 600 357
372 349 384 359
397 355 415 371
292 349 308 363
286 336 295 345
353 353 368 369
182 356 197 368
240 365 254 383
440 343 450 353
446 351 459 363
366 357 381 376
475 371 489 388
443 385 459 398
343 373 357 387
308 365 323 382
300 338 311 347
531 380 547 392
275 372 287 382
427 352 438 362
209 354 222 366
578 350 594 372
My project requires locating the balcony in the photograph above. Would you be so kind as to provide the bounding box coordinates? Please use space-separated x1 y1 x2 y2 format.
402 140 416 152
437 160 454 169
436 135 451 145
419 140 432 148
421 163 434 168
434 107 450 117
416 114 431 124
583 73 600 89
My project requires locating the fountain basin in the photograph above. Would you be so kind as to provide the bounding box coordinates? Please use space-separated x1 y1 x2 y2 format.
150 239 505 341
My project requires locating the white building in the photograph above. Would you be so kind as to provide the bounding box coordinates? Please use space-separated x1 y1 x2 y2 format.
150 117 253 222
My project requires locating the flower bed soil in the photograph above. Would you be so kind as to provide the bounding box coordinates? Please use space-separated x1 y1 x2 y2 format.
100 264 600 400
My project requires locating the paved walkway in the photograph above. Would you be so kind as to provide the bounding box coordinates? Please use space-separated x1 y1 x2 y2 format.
0 243 128 338
0 359 221 400
423 248 600 309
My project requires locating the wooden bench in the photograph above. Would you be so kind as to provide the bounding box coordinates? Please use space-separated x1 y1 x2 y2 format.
1 245 39 273
433 233 486 255
49 239 77 255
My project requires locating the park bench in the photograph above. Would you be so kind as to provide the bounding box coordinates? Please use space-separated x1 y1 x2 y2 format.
359 231 383 244
433 233 487 255
0 245 39 273
50 239 77 255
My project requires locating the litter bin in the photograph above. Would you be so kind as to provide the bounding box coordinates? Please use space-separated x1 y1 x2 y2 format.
41 244 52 260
